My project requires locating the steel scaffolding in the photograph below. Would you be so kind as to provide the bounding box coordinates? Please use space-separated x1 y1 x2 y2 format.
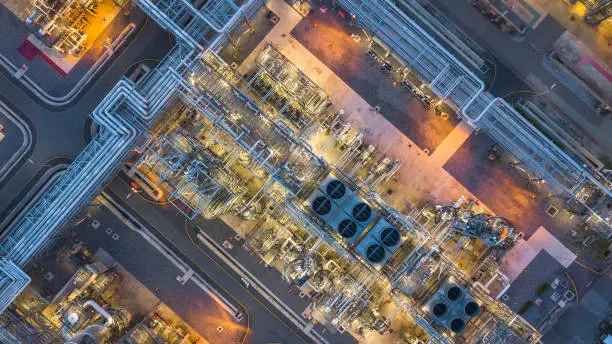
131 0 238 47
244 44 329 129
0 0 254 322
170 159 239 219
0 260 30 315
0 37 193 313
136 135 185 187
336 0 484 112
132 0 264 50
337 0 611 235
0 0 602 341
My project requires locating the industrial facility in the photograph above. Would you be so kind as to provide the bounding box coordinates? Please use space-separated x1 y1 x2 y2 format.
24 0 125 56
0 0 610 343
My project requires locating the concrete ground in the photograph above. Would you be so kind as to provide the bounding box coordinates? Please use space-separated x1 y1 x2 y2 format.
443 132 582 241
236 0 482 214
75 203 247 344
29 244 207 342
501 250 566 326
527 0 612 67
501 227 577 283
291 3 459 153
218 5 277 66
433 0 612 156
0 13 171 219
542 272 612 344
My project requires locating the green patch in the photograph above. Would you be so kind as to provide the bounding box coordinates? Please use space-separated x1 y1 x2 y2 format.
518 300 533 315
536 283 549 296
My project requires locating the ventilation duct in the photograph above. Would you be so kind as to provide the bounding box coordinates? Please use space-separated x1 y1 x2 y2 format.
445 285 463 303
379 227 400 247
365 243 386 264
338 219 358 238
449 317 466 334
352 203 372 222
431 301 449 320
312 196 332 216
325 180 347 200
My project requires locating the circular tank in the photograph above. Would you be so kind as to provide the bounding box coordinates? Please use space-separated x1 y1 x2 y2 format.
450 318 466 334
447 286 463 302
352 203 372 222
380 227 400 247
432 302 448 319
312 196 332 216
464 301 481 317
365 244 386 263
338 219 357 238
326 180 347 200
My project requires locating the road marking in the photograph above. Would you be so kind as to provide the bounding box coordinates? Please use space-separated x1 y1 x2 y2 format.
101 189 252 344
100 192 242 318
177 268 194 285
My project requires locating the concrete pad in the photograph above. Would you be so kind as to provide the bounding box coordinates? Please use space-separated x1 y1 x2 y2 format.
429 121 474 167
501 226 576 282
581 288 608 318
527 226 576 268
500 239 539 282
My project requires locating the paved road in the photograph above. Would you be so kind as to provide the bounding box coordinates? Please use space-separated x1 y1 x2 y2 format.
104 175 357 344
0 13 172 218
76 203 253 343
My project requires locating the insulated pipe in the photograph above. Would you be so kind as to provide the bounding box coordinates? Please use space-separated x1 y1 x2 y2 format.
62 301 113 342
6 82 145 265
84 300 114 327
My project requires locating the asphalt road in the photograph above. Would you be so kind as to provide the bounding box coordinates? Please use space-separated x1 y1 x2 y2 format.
75 203 254 343
0 12 172 217
101 174 357 344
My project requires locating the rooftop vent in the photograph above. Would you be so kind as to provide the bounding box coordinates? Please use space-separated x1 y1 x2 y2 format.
447 286 463 302
464 301 481 317
325 180 346 200
432 302 448 319
352 203 372 222
338 219 357 238
380 227 400 247
449 318 466 334
365 243 386 263
312 196 332 216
